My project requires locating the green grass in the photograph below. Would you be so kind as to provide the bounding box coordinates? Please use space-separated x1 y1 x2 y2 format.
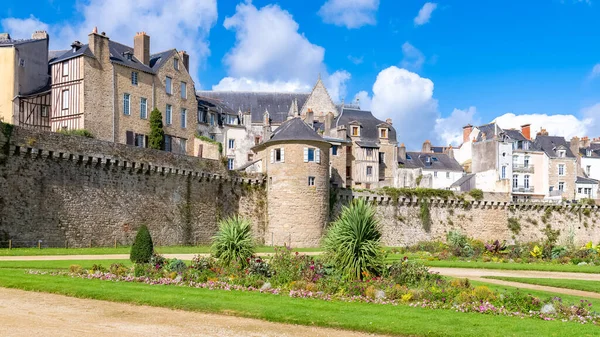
410 258 600 274
0 267 598 337
0 246 321 256
482 277 600 294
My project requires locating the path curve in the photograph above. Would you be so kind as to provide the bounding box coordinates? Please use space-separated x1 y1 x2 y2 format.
0 287 382 337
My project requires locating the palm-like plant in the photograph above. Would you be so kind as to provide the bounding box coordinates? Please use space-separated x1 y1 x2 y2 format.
211 216 255 267
323 199 384 280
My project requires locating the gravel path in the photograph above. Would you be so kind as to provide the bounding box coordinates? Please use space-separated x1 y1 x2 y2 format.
0 287 382 337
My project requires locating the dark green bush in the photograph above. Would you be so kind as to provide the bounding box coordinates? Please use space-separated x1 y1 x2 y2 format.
130 225 154 263
148 108 165 150
211 216 255 267
468 189 484 201
166 259 187 273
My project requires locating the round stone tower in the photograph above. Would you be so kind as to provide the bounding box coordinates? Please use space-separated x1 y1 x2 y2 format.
254 117 331 247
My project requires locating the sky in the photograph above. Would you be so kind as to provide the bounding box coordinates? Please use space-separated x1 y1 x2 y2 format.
2 0 600 149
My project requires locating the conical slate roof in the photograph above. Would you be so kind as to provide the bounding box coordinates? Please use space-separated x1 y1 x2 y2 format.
266 117 328 144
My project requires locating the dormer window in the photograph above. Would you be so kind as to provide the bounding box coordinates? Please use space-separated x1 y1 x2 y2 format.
587 149 592 157
123 51 133 61
174 58 179 70
351 126 360 136
379 128 388 138
557 149 566 157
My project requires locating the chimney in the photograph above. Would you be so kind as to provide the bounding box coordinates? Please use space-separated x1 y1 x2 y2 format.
521 124 531 140
463 124 473 143
88 27 110 64
32 30 48 40
324 112 334 134
398 143 406 161
178 50 189 71
386 118 393 126
0 33 11 40
422 140 432 153
581 136 591 148
447 146 455 160
570 136 581 157
537 128 548 136
134 32 150 66
306 109 314 126
337 125 347 139
70 41 83 51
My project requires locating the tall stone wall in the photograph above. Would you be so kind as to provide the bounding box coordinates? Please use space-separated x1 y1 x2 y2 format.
333 190 600 247
0 124 267 247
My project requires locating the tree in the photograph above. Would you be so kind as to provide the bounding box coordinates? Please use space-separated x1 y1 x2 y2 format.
148 108 164 150
211 216 255 267
130 225 154 263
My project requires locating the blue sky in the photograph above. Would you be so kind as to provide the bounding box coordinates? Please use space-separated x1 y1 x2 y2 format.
2 0 599 148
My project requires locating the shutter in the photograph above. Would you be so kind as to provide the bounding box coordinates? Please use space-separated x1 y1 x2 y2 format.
281 148 285 162
270 149 274 163
144 135 149 148
125 131 134 145
303 147 308 162
316 149 321 163
198 144 203 158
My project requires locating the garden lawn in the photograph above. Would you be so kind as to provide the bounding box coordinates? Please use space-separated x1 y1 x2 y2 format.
410 258 600 274
482 277 600 295
0 246 321 256
0 266 598 336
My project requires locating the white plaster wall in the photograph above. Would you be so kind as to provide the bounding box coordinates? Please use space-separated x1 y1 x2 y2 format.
582 157 600 180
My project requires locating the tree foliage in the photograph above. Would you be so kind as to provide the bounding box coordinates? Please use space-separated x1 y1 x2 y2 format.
148 108 165 150
130 225 154 263
211 216 255 267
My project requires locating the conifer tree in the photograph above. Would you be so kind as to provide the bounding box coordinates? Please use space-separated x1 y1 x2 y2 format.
130 225 154 263
148 108 165 150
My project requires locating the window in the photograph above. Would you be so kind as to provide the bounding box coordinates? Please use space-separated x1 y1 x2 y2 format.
140 98 147 119
366 166 373 176
41 106 48 117
332 145 338 156
181 109 187 128
585 188 592 195
501 165 506 179
586 165 591 176
274 148 284 162
513 174 518 188
180 82 187 99
308 176 315 186
210 113 215 126
166 104 172 125
304 147 320 163
434 171 438 178
578 188 583 194
178 138 187 154
379 128 387 138
366 148 373 157
248 153 254 161
166 77 172 94
62 61 69 77
19 58 25 67
446 172 450 178
379 152 385 164
255 136 261 145
558 182 564 191
227 158 234 170
61 90 69 110
198 109 207 123
524 156 530 168
351 126 359 136
587 149 592 157
228 139 235 149
131 72 138 85
174 58 179 70
134 133 145 148
512 155 518 164
123 94 130 115
557 150 566 157
558 164 565 176
524 175 530 189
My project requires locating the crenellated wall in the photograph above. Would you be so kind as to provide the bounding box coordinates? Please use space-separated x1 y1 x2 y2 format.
0 124 267 247
333 189 600 247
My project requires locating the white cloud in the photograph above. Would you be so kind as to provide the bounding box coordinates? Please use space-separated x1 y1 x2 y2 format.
401 42 425 71
348 55 364 65
354 90 372 111
589 63 600 79
1 15 48 39
493 112 594 140
414 2 438 26
215 1 350 102
435 107 479 145
318 0 379 29
1 0 218 85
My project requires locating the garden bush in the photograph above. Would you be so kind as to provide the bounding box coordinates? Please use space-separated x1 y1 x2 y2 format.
166 259 187 273
387 260 441 286
130 225 154 264
324 198 385 280
211 216 255 267
447 230 473 257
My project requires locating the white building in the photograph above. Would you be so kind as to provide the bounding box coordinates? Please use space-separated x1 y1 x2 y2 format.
396 142 464 190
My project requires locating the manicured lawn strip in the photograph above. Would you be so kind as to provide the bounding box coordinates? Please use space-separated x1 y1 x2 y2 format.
0 260 131 270
0 246 322 256
417 259 600 273
482 277 600 294
0 270 597 337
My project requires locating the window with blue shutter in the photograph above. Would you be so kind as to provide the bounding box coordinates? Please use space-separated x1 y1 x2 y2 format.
123 93 130 115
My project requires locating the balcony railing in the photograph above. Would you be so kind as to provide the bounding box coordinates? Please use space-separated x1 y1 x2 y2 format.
513 164 534 173
512 185 535 193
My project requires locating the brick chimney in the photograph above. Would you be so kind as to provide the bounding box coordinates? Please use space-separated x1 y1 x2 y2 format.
88 27 110 64
306 109 314 126
521 124 531 140
386 118 392 126
537 128 548 136
463 124 473 143
31 30 48 40
178 50 189 71
581 136 591 148
134 32 150 66
324 112 334 134
570 136 580 157
422 140 432 153
398 143 406 161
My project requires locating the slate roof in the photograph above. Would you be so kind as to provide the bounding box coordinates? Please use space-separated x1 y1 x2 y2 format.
196 91 310 124
149 49 176 71
49 49 69 62
503 129 528 141
264 117 328 145
451 173 475 187
399 151 463 172
579 145 600 158
0 37 39 46
533 135 576 158
335 107 397 144
576 176 599 185
197 95 237 115
49 44 94 64
476 123 498 141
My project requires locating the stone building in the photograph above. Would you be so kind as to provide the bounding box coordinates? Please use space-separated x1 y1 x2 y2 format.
48 28 196 154
251 117 330 247
396 141 464 189
534 134 578 200
0 31 51 130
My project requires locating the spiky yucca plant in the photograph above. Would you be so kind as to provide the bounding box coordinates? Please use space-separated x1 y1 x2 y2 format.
324 199 384 280
211 216 255 267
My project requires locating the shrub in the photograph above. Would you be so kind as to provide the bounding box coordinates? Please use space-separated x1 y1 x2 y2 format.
211 216 255 267
447 230 473 257
150 254 167 269
90 264 107 273
507 217 521 234
468 189 484 201
109 263 129 276
69 264 83 274
323 198 385 280
388 260 441 286
190 255 216 271
130 225 154 264
166 259 187 273
530 245 543 259
148 108 165 150
485 240 507 255
247 257 272 277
